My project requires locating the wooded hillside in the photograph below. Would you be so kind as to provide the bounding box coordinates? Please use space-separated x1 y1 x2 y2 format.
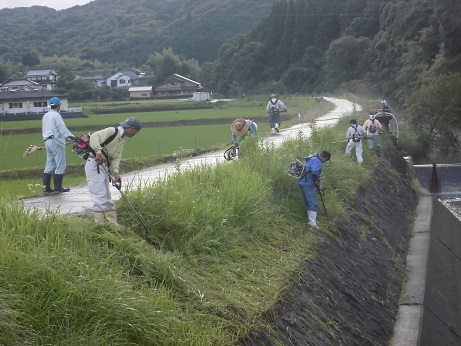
0 0 275 65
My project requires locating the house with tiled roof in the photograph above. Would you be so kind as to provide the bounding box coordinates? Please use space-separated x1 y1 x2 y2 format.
0 78 43 92
153 73 203 98
24 67 59 91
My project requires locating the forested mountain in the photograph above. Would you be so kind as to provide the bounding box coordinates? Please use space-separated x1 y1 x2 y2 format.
0 0 275 65
211 0 461 106
1 0 460 159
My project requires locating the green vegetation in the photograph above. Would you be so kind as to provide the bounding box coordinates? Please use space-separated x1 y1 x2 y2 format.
0 96 325 198
0 0 274 65
0 111 386 344
1 0 460 160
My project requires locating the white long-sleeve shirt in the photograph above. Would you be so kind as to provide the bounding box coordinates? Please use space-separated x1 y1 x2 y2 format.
265 98 287 113
42 109 73 147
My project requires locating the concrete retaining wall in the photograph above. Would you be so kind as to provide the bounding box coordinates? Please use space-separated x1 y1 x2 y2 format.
420 197 461 345
392 181 461 345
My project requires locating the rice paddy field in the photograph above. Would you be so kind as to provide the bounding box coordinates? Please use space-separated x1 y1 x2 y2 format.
0 96 323 171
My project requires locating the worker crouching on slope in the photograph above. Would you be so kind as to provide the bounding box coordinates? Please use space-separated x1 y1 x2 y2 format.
231 118 258 156
85 117 141 225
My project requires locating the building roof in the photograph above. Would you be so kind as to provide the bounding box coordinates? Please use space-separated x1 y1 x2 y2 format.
0 79 40 87
76 74 106 80
0 91 66 101
128 86 152 92
155 73 202 88
107 70 136 80
25 67 57 76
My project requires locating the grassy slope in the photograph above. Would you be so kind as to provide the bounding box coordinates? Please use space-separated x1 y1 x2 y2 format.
0 96 395 344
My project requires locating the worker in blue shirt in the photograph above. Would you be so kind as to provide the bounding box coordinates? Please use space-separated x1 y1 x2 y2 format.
298 150 331 227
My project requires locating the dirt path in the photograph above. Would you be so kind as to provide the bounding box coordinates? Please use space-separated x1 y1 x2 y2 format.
20 97 361 216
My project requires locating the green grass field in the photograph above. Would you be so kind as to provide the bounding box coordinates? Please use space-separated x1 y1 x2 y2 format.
1 96 321 170
0 96 328 199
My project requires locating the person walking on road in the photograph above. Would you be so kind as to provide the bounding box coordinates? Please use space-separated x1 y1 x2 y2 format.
265 93 287 134
345 119 367 164
85 117 141 225
231 118 258 156
298 150 331 228
363 113 383 156
41 96 74 194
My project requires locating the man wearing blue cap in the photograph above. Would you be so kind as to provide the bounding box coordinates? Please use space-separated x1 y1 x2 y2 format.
85 117 142 225
41 96 74 193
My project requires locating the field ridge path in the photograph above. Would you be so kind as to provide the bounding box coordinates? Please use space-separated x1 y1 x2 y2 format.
20 97 361 216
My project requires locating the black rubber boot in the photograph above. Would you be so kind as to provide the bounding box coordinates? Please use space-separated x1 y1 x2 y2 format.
53 174 70 192
42 173 53 194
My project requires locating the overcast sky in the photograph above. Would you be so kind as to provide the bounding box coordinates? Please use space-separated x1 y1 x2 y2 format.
0 0 93 11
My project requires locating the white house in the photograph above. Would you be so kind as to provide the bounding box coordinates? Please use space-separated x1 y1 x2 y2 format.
0 91 81 116
128 86 153 99
106 70 136 88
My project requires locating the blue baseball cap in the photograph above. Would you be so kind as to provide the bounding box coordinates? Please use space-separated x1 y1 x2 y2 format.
120 117 142 130
49 97 61 107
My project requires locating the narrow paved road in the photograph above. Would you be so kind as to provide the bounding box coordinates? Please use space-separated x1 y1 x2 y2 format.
21 97 361 216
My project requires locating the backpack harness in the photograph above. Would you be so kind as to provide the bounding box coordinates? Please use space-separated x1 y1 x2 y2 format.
369 119 377 133
72 127 119 161
269 99 279 114
351 125 361 142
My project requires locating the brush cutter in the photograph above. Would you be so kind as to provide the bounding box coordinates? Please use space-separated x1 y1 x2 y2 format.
331 139 349 145
317 187 328 218
224 145 237 161
112 180 150 234
90 156 149 234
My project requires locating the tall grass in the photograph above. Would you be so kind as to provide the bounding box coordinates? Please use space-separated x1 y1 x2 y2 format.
0 99 392 345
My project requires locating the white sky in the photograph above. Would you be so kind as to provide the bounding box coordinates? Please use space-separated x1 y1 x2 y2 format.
0 0 93 11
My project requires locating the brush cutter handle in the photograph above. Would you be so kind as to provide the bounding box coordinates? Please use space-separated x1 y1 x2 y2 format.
112 180 122 190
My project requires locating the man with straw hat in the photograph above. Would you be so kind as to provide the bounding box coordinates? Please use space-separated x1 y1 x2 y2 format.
231 118 258 156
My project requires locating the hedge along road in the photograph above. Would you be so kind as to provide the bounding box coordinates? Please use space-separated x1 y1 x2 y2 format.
21 97 362 216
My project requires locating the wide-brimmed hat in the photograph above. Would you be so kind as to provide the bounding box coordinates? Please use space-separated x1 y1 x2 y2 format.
120 117 142 130
231 118 249 136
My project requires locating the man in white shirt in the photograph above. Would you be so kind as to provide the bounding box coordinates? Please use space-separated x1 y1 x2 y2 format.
265 93 287 134
41 97 74 193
